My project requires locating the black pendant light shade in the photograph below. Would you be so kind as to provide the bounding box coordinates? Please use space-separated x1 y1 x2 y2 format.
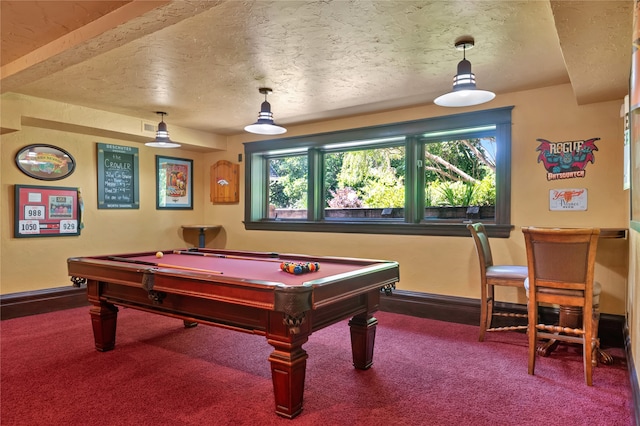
244 88 287 135
146 112 181 148
434 37 495 108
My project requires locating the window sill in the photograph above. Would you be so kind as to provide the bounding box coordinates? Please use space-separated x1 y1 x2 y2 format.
244 221 515 237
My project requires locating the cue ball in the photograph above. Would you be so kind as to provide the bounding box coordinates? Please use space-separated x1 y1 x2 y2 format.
156 251 164 258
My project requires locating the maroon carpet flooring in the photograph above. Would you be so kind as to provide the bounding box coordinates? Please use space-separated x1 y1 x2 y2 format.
1 307 634 425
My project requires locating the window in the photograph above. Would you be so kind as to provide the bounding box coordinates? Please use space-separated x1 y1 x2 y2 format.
421 127 497 222
268 155 308 219
324 139 406 220
244 107 513 237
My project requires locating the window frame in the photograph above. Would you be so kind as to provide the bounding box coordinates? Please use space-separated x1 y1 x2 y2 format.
244 107 514 237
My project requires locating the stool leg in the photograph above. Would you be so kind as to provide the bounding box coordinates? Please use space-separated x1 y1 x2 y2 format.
591 303 614 365
528 301 537 375
479 283 489 342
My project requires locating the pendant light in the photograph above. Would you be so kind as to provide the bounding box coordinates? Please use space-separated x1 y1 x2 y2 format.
146 112 181 148
244 88 287 135
434 37 495 108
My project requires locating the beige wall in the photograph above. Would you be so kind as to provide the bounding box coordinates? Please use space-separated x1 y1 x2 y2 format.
1 108 207 294
0 84 629 320
204 83 629 316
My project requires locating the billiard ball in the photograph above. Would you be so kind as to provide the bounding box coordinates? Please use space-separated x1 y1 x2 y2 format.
156 251 164 258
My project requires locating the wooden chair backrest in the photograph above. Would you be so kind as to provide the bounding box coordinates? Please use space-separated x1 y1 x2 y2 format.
467 222 494 269
522 227 599 306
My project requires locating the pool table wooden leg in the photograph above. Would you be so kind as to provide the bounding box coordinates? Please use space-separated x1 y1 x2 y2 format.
267 336 309 419
349 314 378 370
89 302 118 352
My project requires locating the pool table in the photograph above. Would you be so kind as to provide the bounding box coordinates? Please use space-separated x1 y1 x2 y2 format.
68 248 399 419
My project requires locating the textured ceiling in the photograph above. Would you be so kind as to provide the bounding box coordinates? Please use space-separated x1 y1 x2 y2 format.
0 0 633 136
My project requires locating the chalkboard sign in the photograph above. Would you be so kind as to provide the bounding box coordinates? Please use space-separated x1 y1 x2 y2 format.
97 143 139 209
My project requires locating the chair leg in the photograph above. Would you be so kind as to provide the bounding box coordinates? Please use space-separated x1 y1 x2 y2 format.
528 302 537 376
584 304 600 386
583 304 596 386
591 303 601 367
479 284 489 342
487 284 495 330
584 334 593 386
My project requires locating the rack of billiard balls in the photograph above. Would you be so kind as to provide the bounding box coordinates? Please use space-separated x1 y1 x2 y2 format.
280 261 320 275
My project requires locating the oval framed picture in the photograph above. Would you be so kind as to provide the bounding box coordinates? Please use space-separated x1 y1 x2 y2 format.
15 144 76 181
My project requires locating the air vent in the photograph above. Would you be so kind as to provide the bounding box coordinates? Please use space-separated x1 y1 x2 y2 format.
142 121 156 134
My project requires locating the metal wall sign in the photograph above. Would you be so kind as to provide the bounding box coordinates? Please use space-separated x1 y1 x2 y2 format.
549 188 587 211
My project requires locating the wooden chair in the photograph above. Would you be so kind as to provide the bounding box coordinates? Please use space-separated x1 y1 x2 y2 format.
521 227 601 386
467 223 528 342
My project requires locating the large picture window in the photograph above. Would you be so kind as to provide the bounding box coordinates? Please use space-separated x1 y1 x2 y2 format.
245 107 513 237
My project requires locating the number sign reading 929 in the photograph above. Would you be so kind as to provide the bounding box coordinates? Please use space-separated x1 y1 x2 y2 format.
14 185 81 238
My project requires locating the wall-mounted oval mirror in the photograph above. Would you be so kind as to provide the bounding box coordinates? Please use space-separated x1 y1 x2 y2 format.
15 144 76 181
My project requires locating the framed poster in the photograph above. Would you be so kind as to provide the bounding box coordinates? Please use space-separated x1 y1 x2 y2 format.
156 155 193 209
15 144 75 181
14 185 81 237
97 143 139 209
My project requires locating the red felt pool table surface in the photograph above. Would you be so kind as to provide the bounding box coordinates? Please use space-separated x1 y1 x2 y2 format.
131 251 373 286
68 248 399 419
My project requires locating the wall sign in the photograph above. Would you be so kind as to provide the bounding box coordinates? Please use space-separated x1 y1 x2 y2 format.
97 143 139 209
15 144 75 181
156 155 193 209
14 184 81 237
549 188 587 211
536 138 599 180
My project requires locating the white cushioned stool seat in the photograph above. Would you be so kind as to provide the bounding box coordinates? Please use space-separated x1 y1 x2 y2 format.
487 265 528 281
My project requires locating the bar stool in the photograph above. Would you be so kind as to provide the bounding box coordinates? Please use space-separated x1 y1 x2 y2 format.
467 223 528 342
522 227 601 386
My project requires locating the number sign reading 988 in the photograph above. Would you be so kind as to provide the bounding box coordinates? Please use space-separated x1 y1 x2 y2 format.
24 205 45 220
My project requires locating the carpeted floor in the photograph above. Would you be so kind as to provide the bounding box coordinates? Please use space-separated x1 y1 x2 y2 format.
1 307 634 425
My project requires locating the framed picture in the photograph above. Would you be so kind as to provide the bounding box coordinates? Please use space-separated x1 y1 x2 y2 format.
97 143 140 209
156 155 193 209
14 184 81 237
15 144 75 181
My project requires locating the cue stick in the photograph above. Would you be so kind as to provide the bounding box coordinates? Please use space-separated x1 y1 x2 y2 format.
107 256 223 274
173 250 284 263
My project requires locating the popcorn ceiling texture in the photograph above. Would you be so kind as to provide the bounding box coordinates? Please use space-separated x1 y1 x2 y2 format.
0 0 632 135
